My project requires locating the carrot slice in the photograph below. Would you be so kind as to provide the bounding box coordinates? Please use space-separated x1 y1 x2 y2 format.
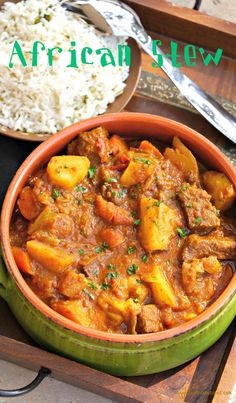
139 140 163 159
95 195 133 225
100 228 125 248
12 246 33 275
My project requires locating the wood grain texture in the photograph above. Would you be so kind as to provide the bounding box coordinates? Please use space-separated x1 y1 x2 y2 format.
124 0 236 58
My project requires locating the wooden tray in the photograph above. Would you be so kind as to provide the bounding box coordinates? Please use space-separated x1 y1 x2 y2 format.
0 1 236 401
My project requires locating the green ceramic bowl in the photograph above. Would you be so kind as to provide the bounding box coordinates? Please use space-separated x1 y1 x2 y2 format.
1 113 236 376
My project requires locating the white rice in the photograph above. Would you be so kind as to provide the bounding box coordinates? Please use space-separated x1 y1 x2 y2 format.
0 0 129 134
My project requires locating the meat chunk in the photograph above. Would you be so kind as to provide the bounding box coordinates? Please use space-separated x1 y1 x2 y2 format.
95 195 133 225
137 304 162 333
67 127 111 164
182 234 236 261
182 256 222 300
178 183 220 231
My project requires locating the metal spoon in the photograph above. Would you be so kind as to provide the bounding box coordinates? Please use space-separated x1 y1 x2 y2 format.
63 0 236 143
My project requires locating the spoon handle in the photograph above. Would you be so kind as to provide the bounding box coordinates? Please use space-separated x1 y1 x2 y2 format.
137 35 236 143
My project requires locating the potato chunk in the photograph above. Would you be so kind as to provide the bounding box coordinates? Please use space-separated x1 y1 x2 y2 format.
52 300 94 328
47 155 90 189
139 197 178 251
202 171 236 211
27 240 75 273
120 152 157 187
164 137 200 184
142 265 177 308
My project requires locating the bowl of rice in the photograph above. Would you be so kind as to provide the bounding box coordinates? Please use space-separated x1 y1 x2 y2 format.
0 0 141 141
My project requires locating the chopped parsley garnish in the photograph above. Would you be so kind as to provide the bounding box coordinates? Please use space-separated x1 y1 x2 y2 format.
130 192 137 200
142 254 148 263
131 211 137 218
78 249 85 255
106 271 119 280
76 185 87 193
117 189 127 198
186 204 193 208
77 199 83 205
88 282 98 290
51 189 60 200
95 242 109 254
135 184 141 189
83 288 95 300
106 264 116 270
134 157 151 166
133 298 139 303
181 184 189 191
88 167 96 179
153 200 161 207
127 246 136 255
100 282 110 290
136 279 143 284
177 227 187 238
177 239 181 248
105 177 118 183
134 219 141 226
195 216 202 224
127 264 138 275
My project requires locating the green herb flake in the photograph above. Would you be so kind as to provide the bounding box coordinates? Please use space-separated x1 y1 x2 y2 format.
130 192 137 200
135 184 141 190
78 249 85 255
131 211 137 218
51 189 60 200
133 298 139 303
134 219 141 226
134 157 151 166
216 209 220 216
181 184 189 191
106 264 116 270
127 264 139 276
106 178 118 183
95 242 109 254
100 282 111 290
195 216 202 224
177 239 181 248
117 189 127 199
186 204 193 208
106 271 119 280
177 227 187 238
76 185 87 193
142 254 148 263
44 14 52 22
153 200 161 207
83 288 95 300
88 167 97 179
127 246 136 255
88 282 98 290
136 279 143 284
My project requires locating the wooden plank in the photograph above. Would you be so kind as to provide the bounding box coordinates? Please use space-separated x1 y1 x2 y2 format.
124 0 236 58
0 334 158 403
212 330 236 403
125 324 235 403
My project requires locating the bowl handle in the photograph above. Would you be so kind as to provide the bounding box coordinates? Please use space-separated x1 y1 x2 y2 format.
0 248 9 301
0 367 51 397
